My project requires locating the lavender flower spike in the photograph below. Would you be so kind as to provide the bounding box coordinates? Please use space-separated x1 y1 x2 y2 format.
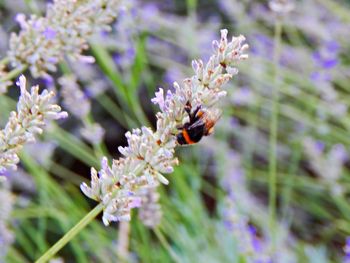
0 75 68 173
269 0 295 14
8 0 121 78
81 29 248 226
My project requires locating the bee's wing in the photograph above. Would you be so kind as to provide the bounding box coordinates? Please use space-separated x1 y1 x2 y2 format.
187 118 206 130
186 108 221 132
203 108 222 135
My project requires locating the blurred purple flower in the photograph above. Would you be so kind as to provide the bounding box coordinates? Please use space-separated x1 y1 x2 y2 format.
344 237 350 263
315 140 325 153
223 219 234 231
250 33 273 59
141 3 159 20
309 40 341 90
231 87 256 106
99 30 110 38
42 74 54 86
163 67 185 85
129 197 142 208
330 144 347 163
43 27 57 40
113 47 136 68
326 40 340 53
248 225 261 251
230 117 240 128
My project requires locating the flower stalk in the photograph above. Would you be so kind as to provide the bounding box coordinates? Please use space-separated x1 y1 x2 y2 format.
268 17 283 248
35 203 104 263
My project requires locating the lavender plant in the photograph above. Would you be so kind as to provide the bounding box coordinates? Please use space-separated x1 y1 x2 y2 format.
81 29 248 225
1 0 350 262
0 75 67 173
7 0 121 78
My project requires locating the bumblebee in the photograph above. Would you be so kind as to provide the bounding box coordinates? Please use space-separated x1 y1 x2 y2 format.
176 102 221 145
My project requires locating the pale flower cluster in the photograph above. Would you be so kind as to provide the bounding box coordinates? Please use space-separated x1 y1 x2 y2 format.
8 0 121 78
269 0 295 14
59 75 105 144
81 29 248 226
303 137 347 196
138 187 162 228
0 64 12 94
0 76 68 173
0 179 15 261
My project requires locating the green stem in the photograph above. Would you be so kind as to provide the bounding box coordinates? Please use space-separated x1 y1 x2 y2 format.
186 0 197 14
268 18 283 247
47 124 99 167
95 93 135 128
83 114 109 158
154 228 182 263
35 203 104 263
90 44 131 109
0 56 10 65
0 64 28 82
91 43 149 127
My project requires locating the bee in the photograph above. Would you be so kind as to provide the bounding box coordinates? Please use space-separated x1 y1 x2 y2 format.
176 102 221 145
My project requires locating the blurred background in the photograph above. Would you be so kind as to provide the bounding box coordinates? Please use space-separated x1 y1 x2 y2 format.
1 0 350 262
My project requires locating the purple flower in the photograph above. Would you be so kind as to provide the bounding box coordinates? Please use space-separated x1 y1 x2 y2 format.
232 87 255 106
251 33 273 58
151 88 165 110
223 219 234 231
129 197 142 208
344 237 350 262
99 30 110 38
330 144 347 162
141 3 159 20
326 40 340 53
248 225 262 252
112 47 135 68
47 57 59 63
164 67 184 84
41 75 54 87
322 58 338 69
310 72 321 82
312 40 340 71
43 27 57 40
315 140 325 153
126 47 136 60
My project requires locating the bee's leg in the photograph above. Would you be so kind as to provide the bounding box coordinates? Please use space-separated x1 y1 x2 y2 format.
192 105 201 116
191 105 202 121
184 101 202 121
184 101 197 122
184 101 192 116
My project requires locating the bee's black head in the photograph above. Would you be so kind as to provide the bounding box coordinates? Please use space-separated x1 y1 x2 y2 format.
176 132 187 145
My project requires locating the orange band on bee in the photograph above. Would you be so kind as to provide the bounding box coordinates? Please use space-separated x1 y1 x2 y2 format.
182 129 195 144
196 110 204 118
